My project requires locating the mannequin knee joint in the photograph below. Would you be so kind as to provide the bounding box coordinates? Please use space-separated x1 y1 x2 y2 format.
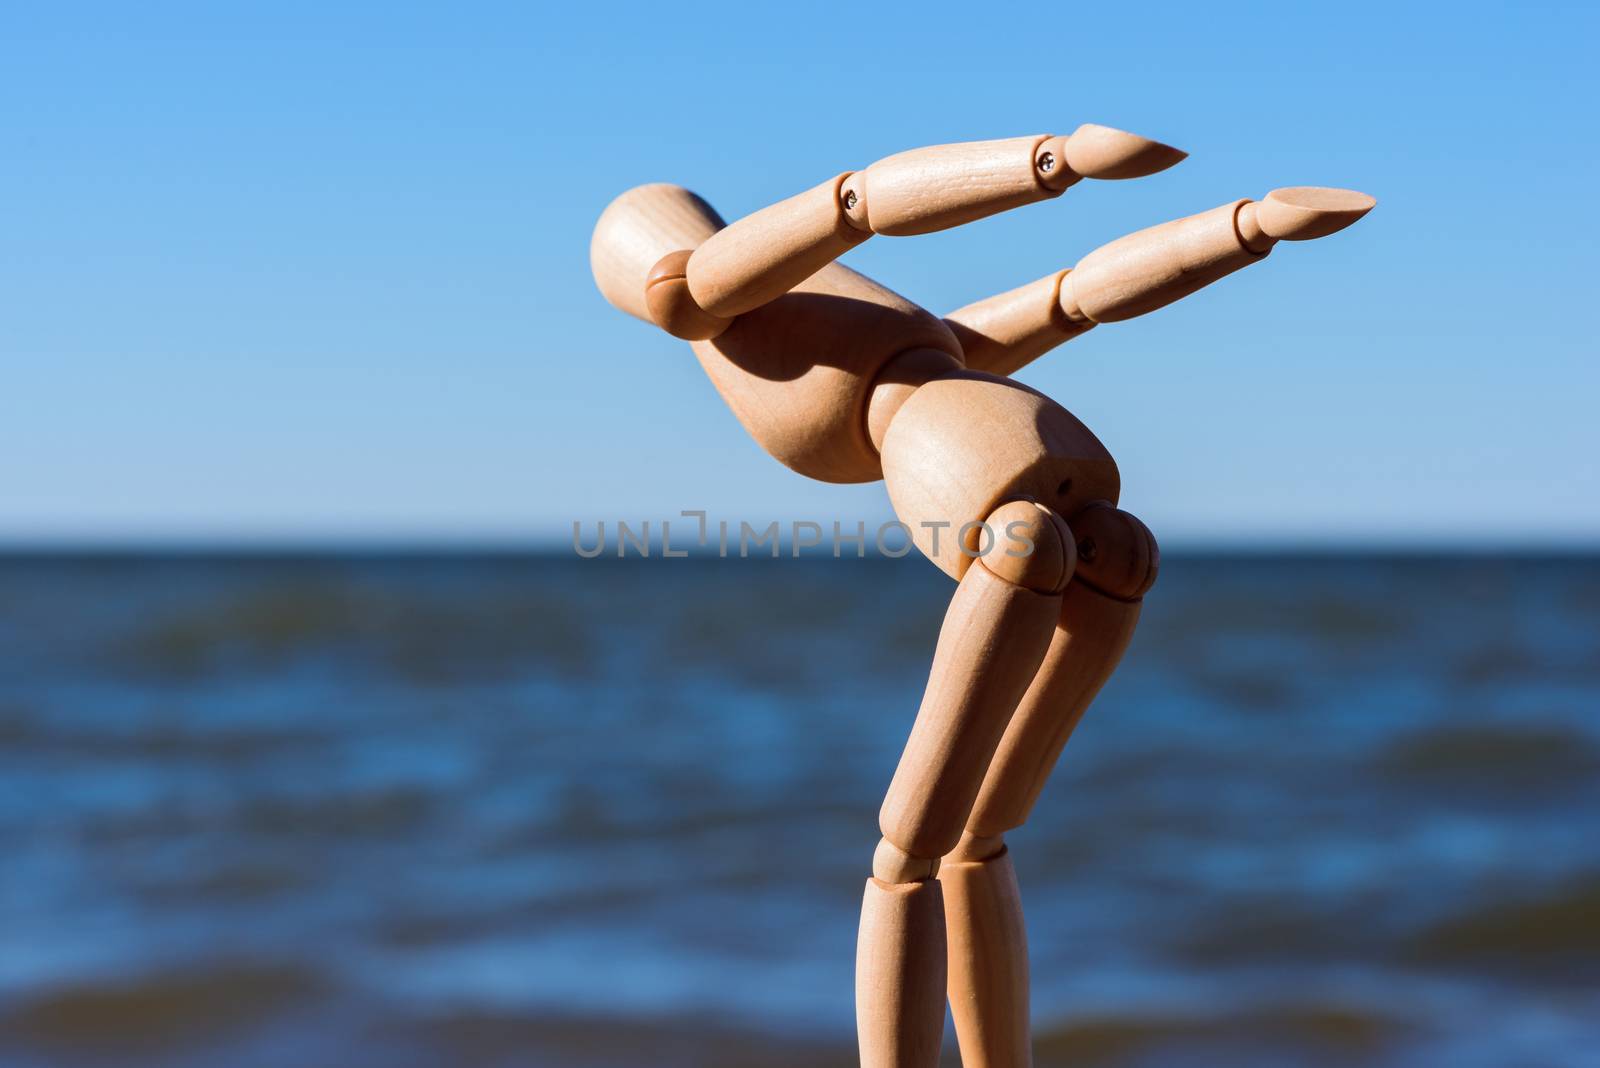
1070 501 1158 600
873 837 940 884
979 500 1075 594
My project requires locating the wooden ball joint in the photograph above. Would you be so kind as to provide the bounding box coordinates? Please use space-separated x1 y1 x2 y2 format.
644 249 732 340
590 126 1373 1068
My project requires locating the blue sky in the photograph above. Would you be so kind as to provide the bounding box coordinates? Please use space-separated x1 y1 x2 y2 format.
3 2 1596 547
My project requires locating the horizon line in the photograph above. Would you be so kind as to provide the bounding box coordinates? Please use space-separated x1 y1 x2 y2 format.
1 538 1596 558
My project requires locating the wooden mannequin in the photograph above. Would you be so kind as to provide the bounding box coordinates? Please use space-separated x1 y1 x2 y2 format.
589 125 1373 1068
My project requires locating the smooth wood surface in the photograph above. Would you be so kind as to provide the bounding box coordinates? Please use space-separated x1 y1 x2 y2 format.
879 559 1060 860
1255 186 1377 241
690 262 961 484
945 185 1373 373
967 579 1144 838
881 371 1119 579
853 136 1055 236
865 347 966 454
858 877 947 1068
1059 122 1188 180
944 269 1095 377
1062 187 1377 324
1063 199 1264 324
1069 501 1159 601
644 249 732 340
1235 199 1274 253
874 837 940 883
686 173 868 318
981 500 1076 595
942 847 1031 1068
590 184 725 323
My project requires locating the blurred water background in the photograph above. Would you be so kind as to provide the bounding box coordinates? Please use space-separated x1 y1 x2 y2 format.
0 552 1595 1067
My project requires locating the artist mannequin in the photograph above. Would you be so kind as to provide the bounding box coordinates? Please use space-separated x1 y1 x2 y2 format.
589 124 1373 1067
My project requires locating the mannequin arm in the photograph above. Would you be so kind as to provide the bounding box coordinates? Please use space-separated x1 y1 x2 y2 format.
947 186 1375 376
643 125 1184 339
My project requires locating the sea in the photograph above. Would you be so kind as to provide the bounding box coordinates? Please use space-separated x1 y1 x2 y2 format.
0 552 1595 1066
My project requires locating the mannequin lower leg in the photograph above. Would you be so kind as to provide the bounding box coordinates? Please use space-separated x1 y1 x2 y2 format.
858 843 948 1067
941 831 1030 1068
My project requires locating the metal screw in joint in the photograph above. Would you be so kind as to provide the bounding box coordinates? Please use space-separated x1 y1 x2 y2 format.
1036 151 1056 174
842 189 859 211
1077 537 1097 563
